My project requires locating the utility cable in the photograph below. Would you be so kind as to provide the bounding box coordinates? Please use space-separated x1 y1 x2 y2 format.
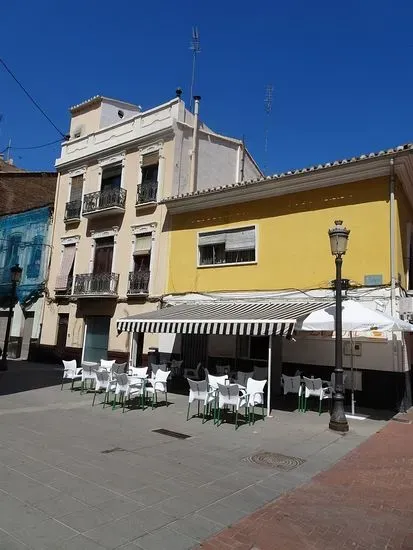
0 57 67 138
0 138 63 154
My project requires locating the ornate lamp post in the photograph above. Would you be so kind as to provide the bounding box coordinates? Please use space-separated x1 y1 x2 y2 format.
328 221 350 433
0 264 23 371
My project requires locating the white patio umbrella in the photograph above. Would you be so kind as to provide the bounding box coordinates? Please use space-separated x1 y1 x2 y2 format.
297 300 413 415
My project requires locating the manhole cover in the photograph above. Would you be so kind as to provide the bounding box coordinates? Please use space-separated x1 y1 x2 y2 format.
101 447 126 454
152 429 191 440
243 452 305 470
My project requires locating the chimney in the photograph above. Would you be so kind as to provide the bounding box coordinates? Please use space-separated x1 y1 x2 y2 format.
189 95 201 194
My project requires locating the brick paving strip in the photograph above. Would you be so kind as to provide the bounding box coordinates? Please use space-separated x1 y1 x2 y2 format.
199 418 413 550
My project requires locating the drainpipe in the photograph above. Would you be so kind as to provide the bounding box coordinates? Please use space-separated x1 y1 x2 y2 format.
189 95 201 194
390 157 396 316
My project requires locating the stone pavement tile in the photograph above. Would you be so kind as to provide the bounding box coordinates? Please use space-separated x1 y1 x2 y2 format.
55 534 108 550
197 502 250 526
1 479 61 506
0 530 30 550
102 472 154 494
33 493 92 518
83 515 148 550
0 455 48 476
127 486 172 507
94 496 145 520
58 506 114 533
168 513 225 542
133 526 198 550
0 495 50 533
129 507 176 531
60 481 121 507
11 517 78 550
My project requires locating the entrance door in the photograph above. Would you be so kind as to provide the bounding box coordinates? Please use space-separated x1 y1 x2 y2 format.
83 316 110 363
56 314 69 354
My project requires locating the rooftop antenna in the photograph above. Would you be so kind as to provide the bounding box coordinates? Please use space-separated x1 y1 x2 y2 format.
189 26 201 112
264 84 274 175
6 138 11 162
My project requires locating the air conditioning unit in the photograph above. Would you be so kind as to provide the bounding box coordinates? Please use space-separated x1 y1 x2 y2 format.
399 297 413 319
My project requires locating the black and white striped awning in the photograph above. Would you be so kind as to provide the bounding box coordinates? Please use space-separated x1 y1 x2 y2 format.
116 301 333 338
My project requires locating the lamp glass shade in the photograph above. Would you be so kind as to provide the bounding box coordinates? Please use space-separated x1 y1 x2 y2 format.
328 220 350 256
10 264 23 284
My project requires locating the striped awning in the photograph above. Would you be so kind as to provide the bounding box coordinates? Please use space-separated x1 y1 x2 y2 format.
116 301 334 338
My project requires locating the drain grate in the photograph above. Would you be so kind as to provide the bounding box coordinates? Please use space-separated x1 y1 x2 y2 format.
243 452 305 471
152 429 191 440
101 447 126 454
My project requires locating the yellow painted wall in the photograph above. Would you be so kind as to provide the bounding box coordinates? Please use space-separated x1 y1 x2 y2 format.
396 181 413 288
168 177 391 294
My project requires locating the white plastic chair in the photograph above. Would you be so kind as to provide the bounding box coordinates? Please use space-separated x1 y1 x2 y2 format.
92 370 116 407
81 361 99 393
215 364 231 376
146 370 171 408
237 371 253 388
111 373 145 412
61 360 82 391
129 366 148 378
216 383 249 429
206 371 228 391
187 378 216 423
100 359 116 371
151 363 167 377
253 366 267 381
110 362 127 377
245 378 267 423
282 374 303 410
302 376 332 414
183 362 202 380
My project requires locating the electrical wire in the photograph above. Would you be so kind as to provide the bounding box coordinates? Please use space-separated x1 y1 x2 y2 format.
0 57 66 138
0 138 63 154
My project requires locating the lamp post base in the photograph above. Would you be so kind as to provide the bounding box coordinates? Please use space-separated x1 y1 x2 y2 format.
329 418 349 433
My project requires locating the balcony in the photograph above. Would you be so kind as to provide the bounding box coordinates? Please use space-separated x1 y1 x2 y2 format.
64 200 81 222
73 273 119 297
127 270 150 296
82 188 126 218
136 181 158 206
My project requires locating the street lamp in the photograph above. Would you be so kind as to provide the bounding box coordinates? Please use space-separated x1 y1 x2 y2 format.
328 221 350 433
0 264 23 371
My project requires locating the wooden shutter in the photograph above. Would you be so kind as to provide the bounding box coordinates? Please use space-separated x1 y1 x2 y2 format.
225 228 255 251
55 245 76 290
134 234 152 256
141 152 159 167
70 175 83 202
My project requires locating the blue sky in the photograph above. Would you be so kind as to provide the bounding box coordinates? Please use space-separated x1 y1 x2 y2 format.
1 0 413 174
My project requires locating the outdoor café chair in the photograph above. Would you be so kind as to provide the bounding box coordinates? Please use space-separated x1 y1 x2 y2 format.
151 363 167 376
81 361 99 393
61 360 82 391
170 359 183 377
206 370 228 390
237 371 253 387
187 378 216 423
110 362 128 377
215 364 231 376
245 378 267 423
302 376 332 414
145 369 171 409
281 374 303 411
216 383 249 430
129 366 148 377
183 361 202 380
100 359 116 371
92 370 116 407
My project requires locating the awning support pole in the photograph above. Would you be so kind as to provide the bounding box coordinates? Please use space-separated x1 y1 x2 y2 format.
267 336 272 417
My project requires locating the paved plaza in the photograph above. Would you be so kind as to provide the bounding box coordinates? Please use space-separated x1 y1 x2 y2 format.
0 363 389 549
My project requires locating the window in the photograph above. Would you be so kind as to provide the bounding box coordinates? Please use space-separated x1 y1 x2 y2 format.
137 152 159 204
237 335 268 361
101 165 121 192
93 237 114 274
198 226 256 266
133 233 151 272
7 234 22 267
55 244 76 292
27 236 43 279
69 175 83 203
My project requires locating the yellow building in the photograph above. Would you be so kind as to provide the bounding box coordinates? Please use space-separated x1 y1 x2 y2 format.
118 144 413 411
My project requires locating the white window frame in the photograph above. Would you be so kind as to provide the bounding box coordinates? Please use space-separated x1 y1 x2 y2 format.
67 167 86 204
60 236 80 294
98 152 126 192
137 143 164 204
89 227 118 274
197 224 258 268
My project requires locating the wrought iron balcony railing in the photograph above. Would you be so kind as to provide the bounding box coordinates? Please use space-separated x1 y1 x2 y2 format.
73 273 119 296
127 270 150 295
64 200 82 221
137 181 158 204
82 187 126 215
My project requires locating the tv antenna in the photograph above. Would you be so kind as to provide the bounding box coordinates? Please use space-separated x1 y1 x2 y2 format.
264 84 274 175
189 26 201 112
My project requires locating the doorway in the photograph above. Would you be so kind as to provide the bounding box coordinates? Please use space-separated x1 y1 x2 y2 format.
56 313 69 354
83 316 111 363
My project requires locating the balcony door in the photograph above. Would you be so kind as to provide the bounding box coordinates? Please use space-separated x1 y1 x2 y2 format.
83 316 110 363
94 237 113 274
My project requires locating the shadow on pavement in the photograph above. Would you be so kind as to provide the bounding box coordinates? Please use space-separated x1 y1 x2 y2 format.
0 360 63 396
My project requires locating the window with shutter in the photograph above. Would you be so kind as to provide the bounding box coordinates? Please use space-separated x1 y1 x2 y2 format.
70 175 83 202
198 226 256 266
